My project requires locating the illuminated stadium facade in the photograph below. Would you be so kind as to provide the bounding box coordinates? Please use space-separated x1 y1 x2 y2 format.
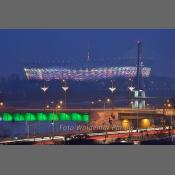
24 66 151 81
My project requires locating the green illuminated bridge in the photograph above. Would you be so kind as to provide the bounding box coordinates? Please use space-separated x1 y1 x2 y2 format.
0 107 174 122
0 109 89 123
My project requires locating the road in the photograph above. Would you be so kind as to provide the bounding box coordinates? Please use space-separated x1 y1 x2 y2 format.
1 127 174 144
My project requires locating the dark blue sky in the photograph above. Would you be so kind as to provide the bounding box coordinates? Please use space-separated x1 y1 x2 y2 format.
0 29 175 77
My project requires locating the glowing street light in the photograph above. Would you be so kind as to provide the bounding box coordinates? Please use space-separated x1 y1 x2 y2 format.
109 80 116 93
62 86 69 92
0 102 4 107
98 99 102 102
168 103 171 108
46 105 50 109
57 105 61 109
91 101 95 105
41 86 49 92
103 98 111 125
109 87 116 93
107 98 111 103
59 100 63 105
128 86 135 92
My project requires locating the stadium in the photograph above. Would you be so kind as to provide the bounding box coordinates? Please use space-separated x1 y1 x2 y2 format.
24 66 151 81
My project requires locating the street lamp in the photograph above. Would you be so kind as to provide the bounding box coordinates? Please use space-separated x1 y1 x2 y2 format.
164 100 174 143
46 105 50 109
0 102 4 107
146 103 150 109
98 99 102 102
41 85 49 110
109 80 116 109
51 101 63 139
59 100 63 105
106 98 111 103
167 103 173 129
128 77 135 109
57 105 61 109
128 86 135 109
169 103 173 143
40 84 49 136
62 80 69 109
128 86 135 92
41 86 49 92
99 98 111 119
164 101 173 129
26 120 30 139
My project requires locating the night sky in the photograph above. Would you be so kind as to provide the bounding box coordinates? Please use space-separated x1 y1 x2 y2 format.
0 29 175 77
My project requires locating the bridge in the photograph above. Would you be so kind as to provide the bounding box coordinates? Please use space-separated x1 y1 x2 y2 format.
0 107 174 130
0 107 174 123
0 107 174 116
0 107 175 143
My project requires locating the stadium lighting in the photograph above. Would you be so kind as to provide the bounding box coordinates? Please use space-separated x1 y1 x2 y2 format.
24 66 151 81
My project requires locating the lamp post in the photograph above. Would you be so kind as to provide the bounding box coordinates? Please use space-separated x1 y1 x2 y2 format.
128 86 135 109
164 100 174 143
40 84 49 136
109 80 116 110
0 102 4 107
41 85 49 110
51 101 62 139
167 103 173 143
62 80 69 109
167 103 173 129
26 120 30 138
128 86 135 92
128 77 135 108
128 85 139 132
99 98 111 119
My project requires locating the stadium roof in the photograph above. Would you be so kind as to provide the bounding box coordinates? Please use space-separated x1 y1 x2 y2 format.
24 66 151 81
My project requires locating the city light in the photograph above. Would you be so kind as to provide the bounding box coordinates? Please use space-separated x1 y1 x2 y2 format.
0 102 3 107
57 105 61 109
59 101 63 105
107 98 111 103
